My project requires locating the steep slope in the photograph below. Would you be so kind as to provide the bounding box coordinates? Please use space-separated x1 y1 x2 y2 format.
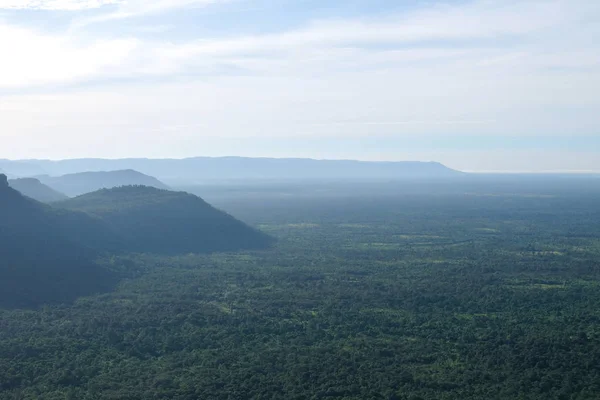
38 169 169 197
56 186 273 254
9 177 69 203
0 175 119 308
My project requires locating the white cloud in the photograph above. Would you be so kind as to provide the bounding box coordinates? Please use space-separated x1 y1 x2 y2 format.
1 0 598 88
75 0 600 80
0 0 224 14
69 0 224 28
0 24 138 88
0 0 121 10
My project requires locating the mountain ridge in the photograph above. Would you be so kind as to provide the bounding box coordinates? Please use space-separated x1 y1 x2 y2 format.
0 157 463 184
36 169 170 196
9 177 69 203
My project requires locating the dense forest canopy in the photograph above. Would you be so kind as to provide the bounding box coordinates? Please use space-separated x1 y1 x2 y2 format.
1 175 600 399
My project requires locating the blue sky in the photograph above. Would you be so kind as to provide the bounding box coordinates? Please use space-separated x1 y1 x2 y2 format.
0 0 599 171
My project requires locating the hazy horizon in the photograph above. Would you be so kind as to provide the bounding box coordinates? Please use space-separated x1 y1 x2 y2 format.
2 155 600 175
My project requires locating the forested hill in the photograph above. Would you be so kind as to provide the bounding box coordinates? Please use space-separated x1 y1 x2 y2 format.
0 176 270 307
0 174 118 308
37 169 169 197
8 177 69 203
0 174 120 251
56 186 273 254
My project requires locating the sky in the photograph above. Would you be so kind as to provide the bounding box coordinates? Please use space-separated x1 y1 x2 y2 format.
0 0 598 172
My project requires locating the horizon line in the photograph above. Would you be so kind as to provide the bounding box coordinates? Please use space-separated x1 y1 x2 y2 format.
2 156 600 175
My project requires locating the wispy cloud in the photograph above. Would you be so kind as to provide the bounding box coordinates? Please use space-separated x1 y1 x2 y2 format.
0 0 226 18
0 1 593 84
0 0 121 10
70 0 226 29
3 0 592 90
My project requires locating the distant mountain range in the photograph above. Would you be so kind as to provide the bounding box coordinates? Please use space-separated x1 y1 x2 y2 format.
36 169 170 197
0 160 46 177
8 177 69 203
0 173 271 307
0 157 462 184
